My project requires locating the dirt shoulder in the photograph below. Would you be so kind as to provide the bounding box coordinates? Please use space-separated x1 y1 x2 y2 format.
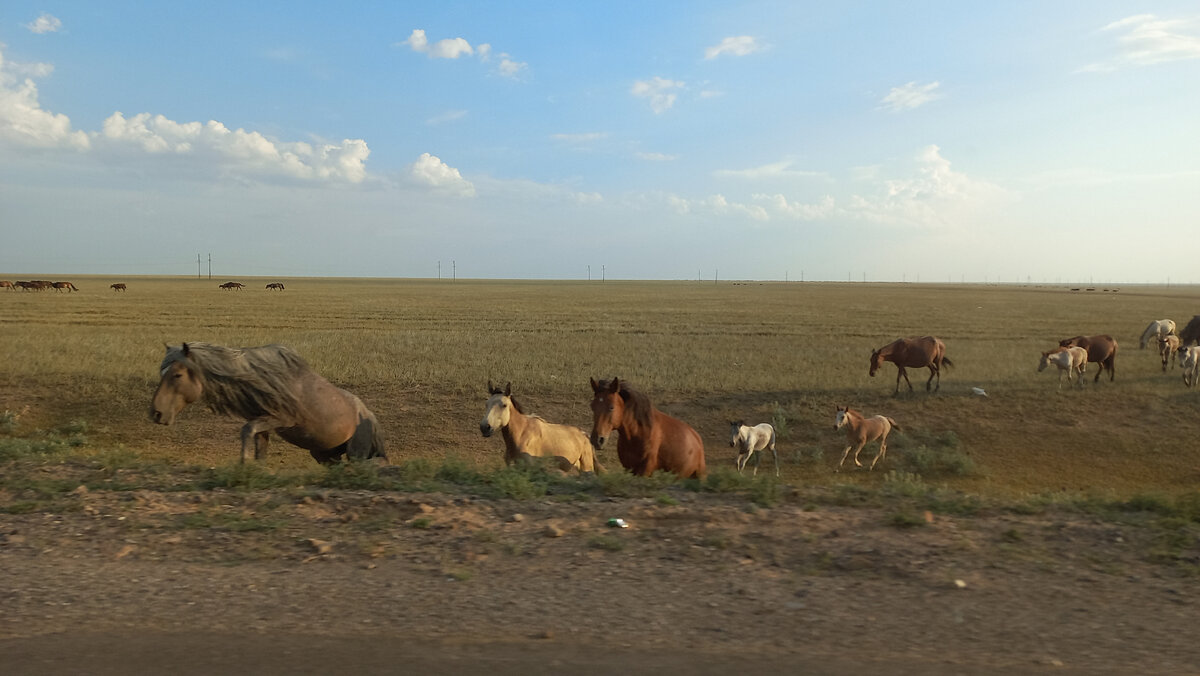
1 484 1198 674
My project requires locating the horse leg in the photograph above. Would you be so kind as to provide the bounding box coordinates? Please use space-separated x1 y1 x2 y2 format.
852 441 867 468
240 417 282 463
254 431 270 460
836 445 854 472
926 365 938 392
869 438 888 470
770 440 780 478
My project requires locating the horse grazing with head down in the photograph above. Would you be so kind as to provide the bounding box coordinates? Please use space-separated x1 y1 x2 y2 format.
833 406 897 471
480 381 602 473
150 342 386 465
870 336 953 394
266 282 285 291
1038 346 1088 388
1058 335 1118 383
729 421 778 476
1139 319 1176 349
1159 335 1181 372
589 377 706 479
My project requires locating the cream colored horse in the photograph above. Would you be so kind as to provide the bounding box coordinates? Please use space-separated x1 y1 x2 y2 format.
1179 347 1200 388
833 406 897 471
1139 319 1176 349
1037 346 1088 388
480 381 602 473
729 421 778 476
1158 335 1181 372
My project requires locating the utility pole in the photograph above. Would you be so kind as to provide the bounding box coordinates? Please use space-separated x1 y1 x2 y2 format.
197 254 201 279
207 254 211 280
714 268 718 284
452 260 456 281
602 265 605 282
438 260 441 279
588 265 591 281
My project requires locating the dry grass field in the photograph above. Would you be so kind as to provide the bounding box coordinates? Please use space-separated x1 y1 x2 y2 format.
2 275 1199 497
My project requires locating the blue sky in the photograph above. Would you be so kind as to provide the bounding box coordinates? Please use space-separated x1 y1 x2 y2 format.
2 2 1198 281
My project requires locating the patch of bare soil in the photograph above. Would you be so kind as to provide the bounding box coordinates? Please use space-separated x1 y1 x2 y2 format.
1 485 1198 674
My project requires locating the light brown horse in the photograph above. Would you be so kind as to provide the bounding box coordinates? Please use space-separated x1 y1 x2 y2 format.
1158 335 1181 372
51 281 78 292
266 282 285 291
0 281 13 291
480 381 602 473
150 342 386 465
833 406 897 471
1058 335 1118 383
869 336 953 394
589 377 706 479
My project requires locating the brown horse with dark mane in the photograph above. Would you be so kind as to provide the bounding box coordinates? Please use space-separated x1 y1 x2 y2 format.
150 342 386 465
589 377 706 479
265 282 285 291
1058 335 1118 382
51 281 78 292
219 282 245 290
110 283 127 292
1179 316 1200 347
869 336 953 394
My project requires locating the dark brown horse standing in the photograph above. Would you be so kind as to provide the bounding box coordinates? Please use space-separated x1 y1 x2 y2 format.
589 377 706 479
110 283 127 292
1179 316 1200 347
1058 335 1118 382
869 336 953 394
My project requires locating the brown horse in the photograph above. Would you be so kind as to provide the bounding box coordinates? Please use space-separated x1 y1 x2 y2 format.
110 283 127 292
1180 316 1200 347
150 342 386 465
480 381 602 473
219 282 245 290
1058 335 1118 383
869 336 953 394
0 281 13 291
265 282 285 291
589 377 706 479
51 281 78 292
833 406 897 471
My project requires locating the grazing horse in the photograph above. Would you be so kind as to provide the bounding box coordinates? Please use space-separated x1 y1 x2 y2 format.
1037 346 1088 388
1179 346 1200 388
869 336 954 394
833 406 898 471
589 377 706 479
480 381 602 473
266 282 285 291
728 421 778 477
1180 316 1200 347
1159 335 1181 372
219 282 245 290
51 281 78 292
1058 335 1118 383
0 281 13 291
1139 319 1176 349
150 342 386 465
110 283 127 292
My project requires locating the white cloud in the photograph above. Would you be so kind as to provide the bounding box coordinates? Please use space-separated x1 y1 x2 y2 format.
410 152 475 197
0 49 89 150
427 109 467 125
498 55 527 78
753 193 836 220
631 77 684 113
25 13 62 34
636 151 677 162
1080 14 1200 72
880 81 942 112
714 160 826 180
660 192 768 221
704 36 762 60
403 29 474 59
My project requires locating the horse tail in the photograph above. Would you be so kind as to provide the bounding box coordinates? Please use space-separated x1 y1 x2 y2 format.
940 356 954 370
886 417 900 432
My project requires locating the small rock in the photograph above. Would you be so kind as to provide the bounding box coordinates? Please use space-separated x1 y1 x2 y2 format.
509 513 525 523
954 579 968 589
543 524 565 538
416 503 435 514
307 539 333 555
71 485 89 495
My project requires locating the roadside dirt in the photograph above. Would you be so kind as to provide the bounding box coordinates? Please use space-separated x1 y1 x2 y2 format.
2 482 1198 674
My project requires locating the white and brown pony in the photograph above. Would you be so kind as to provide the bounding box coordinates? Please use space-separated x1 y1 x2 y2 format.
1178 346 1200 388
1139 319 1176 349
481 381 602 473
1158 335 1181 372
729 421 778 476
833 406 897 471
1037 346 1088 388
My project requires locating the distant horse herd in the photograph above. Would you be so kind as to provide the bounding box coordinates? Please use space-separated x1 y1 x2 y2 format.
145 314 1200 479
1 280 286 293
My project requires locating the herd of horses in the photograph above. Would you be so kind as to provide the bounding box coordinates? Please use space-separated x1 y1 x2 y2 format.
1 280 79 292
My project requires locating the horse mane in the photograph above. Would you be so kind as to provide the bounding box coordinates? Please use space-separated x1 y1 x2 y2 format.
508 395 526 415
598 378 656 429
162 342 310 420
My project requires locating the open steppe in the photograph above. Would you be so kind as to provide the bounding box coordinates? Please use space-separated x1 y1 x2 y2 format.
2 277 1199 674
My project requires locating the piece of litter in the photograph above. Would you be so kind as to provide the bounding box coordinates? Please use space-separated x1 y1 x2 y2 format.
971 387 988 397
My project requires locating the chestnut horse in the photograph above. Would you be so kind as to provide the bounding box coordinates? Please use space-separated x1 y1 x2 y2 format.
833 406 897 471
869 336 953 394
1058 335 1118 383
0 281 13 291
480 381 602 473
589 377 706 479
150 342 386 465
51 281 78 292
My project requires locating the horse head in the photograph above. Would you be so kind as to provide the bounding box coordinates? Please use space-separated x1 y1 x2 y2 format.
150 343 203 425
834 405 850 431
589 377 624 449
868 350 884 376
728 421 745 447
1037 351 1052 372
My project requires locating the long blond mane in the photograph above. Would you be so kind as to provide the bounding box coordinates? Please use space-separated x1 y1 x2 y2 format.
161 342 310 420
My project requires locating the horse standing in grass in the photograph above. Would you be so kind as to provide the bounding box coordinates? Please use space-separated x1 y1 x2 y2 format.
869 336 953 394
1058 335 1118 383
833 406 897 472
1037 346 1088 388
729 421 778 477
110 283 127 292
589 377 706 479
150 342 386 465
1179 346 1200 388
0 281 13 291
1159 335 1181 372
1139 319 1176 349
51 281 78 292
1180 316 1200 347
480 381 602 473
266 283 285 291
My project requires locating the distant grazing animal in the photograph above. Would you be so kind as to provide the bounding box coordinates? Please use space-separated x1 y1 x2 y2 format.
833 406 897 472
110 283 127 292
266 282 285 291
728 421 778 477
219 282 245 290
1037 346 1088 388
150 342 386 465
51 281 78 292
1179 346 1200 388
1158 335 1181 372
589 377 706 479
1139 319 1176 349
1058 335 1118 383
480 381 602 473
869 336 954 394
0 281 13 291
1180 316 1200 347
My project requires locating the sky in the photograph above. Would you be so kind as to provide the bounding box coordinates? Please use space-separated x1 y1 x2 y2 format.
1 2 1199 282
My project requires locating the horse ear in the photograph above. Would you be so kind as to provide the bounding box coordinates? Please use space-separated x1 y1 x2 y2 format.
181 342 190 357
504 382 512 396
487 379 495 394
608 377 620 393
590 377 599 392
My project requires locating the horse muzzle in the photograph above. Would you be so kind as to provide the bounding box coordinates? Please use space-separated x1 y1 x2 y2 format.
590 432 607 450
150 408 174 426
479 423 493 438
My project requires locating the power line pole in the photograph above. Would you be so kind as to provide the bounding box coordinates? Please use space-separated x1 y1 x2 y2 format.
602 265 605 282
452 260 456 281
208 253 211 280
197 254 201 279
588 265 591 281
438 260 441 279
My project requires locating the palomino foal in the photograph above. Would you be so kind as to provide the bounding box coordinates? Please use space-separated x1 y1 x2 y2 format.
833 406 897 471
729 421 778 477
1158 335 1181 372
1037 346 1088 389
